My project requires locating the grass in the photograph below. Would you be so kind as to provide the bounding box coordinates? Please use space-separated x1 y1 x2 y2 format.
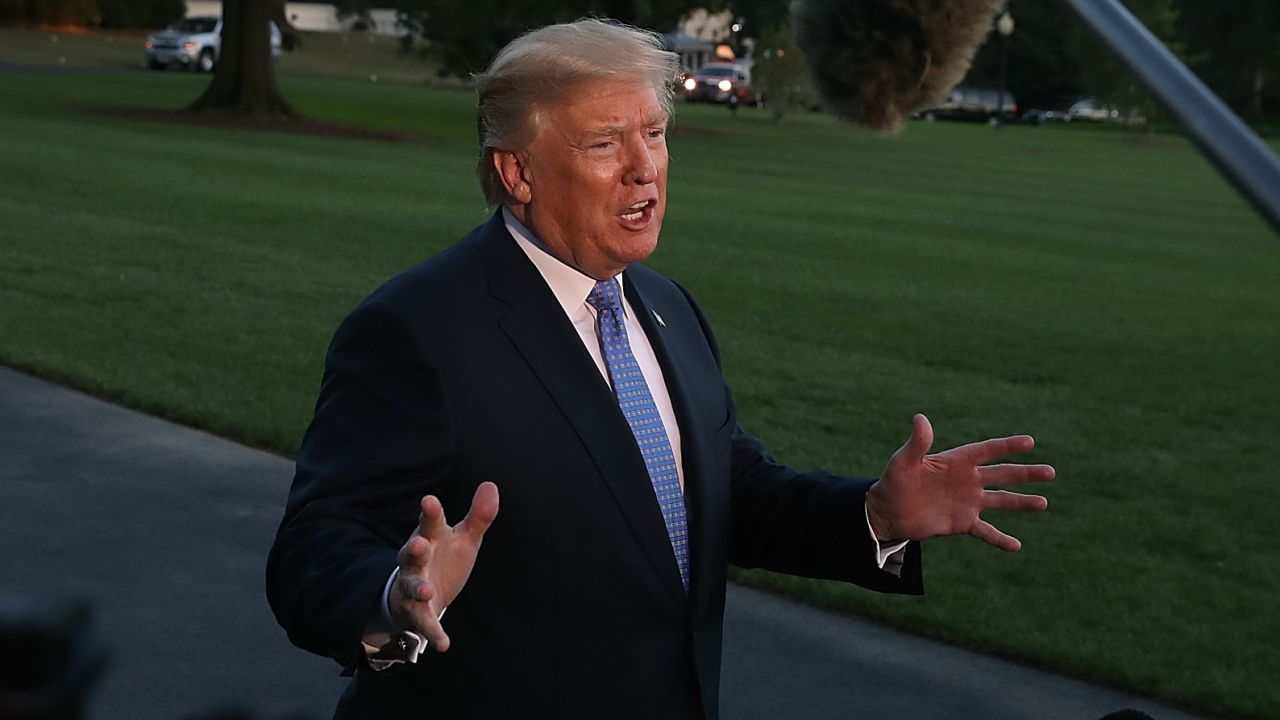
0 24 448 85
1 39 1278 718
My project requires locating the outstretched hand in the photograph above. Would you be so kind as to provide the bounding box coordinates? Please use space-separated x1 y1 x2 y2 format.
389 482 500 652
866 415 1053 552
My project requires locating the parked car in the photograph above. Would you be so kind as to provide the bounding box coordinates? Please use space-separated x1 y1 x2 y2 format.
1065 98 1150 125
144 16 283 72
1064 97 1116 122
1064 97 1120 123
682 62 755 105
918 86 1018 124
1021 107 1064 125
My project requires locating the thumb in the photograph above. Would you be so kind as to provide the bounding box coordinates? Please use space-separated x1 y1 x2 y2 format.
458 481 500 541
901 413 934 462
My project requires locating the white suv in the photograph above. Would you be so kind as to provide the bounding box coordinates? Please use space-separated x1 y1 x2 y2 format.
145 16 282 72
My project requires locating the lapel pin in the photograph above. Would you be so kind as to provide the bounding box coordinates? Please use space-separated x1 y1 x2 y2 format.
652 309 666 327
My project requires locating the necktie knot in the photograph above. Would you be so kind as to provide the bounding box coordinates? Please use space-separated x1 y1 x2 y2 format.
587 278 623 317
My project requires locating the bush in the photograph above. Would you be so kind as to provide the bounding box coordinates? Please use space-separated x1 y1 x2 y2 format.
0 0 99 24
0 0 184 27
98 0 186 28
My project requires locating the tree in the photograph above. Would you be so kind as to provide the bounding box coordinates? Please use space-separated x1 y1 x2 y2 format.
188 0 298 117
753 23 807 120
98 0 186 28
0 0 98 24
1177 0 1280 119
403 0 716 79
1062 0 1180 119
727 0 788 41
964 0 1084 111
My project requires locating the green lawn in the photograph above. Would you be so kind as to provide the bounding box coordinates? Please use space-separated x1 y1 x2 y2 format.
0 25 449 84
1 56 1277 719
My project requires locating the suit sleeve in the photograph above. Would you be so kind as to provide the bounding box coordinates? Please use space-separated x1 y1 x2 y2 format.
726 426 922 593
266 298 456 669
675 283 923 595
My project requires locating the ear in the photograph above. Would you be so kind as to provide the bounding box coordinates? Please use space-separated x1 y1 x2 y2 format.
494 150 533 205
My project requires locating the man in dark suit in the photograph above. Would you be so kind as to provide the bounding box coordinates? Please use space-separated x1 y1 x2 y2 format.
266 18 1053 720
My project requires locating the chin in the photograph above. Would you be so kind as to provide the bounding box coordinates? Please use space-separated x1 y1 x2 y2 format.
616 230 660 266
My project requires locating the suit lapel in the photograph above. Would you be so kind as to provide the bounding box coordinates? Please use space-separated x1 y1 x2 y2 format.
477 217 687 608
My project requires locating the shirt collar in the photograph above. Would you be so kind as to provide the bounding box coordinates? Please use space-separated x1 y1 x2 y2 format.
503 207 625 318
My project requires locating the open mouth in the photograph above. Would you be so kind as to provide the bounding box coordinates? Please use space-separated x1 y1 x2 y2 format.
620 199 656 223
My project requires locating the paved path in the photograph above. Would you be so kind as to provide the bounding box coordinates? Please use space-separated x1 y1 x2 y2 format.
0 367 1202 720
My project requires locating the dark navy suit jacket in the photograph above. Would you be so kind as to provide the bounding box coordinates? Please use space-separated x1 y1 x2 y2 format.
266 213 923 719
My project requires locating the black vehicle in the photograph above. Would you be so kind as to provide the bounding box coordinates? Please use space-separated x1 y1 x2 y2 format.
918 86 1018 124
1021 108 1065 125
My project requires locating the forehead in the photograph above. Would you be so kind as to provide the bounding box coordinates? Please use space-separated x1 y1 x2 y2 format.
542 78 668 133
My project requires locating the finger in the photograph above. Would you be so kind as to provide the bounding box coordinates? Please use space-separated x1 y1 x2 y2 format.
391 573 453 648
951 434 1035 465
413 609 452 653
978 463 1056 486
397 566 436 604
981 489 1049 512
969 519 1022 552
457 481 500 541
899 413 933 463
397 534 433 572
419 494 449 540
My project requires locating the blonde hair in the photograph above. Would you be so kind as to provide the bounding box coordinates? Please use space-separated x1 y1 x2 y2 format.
473 18 680 206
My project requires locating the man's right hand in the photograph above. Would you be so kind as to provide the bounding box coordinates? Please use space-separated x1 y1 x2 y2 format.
389 481 499 652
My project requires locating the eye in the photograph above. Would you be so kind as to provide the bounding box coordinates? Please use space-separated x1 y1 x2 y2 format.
591 140 615 150
646 128 666 140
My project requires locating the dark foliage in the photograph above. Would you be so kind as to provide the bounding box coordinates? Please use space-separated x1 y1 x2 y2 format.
399 0 714 79
964 0 1084 111
97 0 186 28
794 0 1003 131
1177 0 1280 118
0 0 98 24
728 0 789 40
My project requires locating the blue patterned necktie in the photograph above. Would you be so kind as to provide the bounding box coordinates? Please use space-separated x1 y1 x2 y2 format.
587 278 690 592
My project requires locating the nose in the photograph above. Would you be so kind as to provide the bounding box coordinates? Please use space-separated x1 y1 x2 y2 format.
625 135 658 185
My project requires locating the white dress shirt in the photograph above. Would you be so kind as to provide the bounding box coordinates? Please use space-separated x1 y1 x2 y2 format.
504 210 685 491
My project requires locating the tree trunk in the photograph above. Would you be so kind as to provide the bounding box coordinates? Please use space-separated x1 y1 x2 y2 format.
188 0 295 117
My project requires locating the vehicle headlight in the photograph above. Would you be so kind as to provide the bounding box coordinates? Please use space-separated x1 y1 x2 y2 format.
718 80 732 92
184 41 197 51
683 78 696 91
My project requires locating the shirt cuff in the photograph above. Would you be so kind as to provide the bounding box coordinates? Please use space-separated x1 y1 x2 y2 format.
360 567 430 670
864 504 909 577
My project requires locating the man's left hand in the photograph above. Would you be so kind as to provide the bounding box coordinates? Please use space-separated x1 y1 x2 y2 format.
866 414 1054 552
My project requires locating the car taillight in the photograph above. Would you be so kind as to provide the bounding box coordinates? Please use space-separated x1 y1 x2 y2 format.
145 39 152 48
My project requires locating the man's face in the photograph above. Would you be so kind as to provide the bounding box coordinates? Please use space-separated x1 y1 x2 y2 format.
505 78 669 280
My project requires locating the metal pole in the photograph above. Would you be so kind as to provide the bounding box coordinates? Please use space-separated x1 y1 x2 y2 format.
1062 0 1280 235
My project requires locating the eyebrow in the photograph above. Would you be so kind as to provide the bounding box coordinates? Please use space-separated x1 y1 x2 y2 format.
581 113 670 140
